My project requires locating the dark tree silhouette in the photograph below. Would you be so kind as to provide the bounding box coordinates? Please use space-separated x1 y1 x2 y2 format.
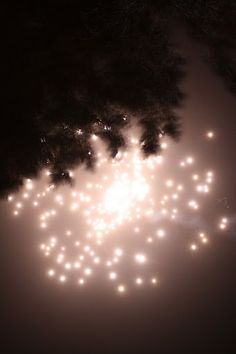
2 1 236 197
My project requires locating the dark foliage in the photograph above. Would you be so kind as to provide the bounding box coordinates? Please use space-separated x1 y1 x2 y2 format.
1 1 236 197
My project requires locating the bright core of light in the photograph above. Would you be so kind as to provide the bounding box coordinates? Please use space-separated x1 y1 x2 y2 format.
135 254 147 264
206 130 215 139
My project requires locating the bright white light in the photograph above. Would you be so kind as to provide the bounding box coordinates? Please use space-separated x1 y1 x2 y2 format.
65 263 72 270
71 202 79 211
135 277 143 285
190 244 198 251
156 229 165 238
135 254 146 264
59 275 66 283
117 285 126 293
161 142 168 149
109 272 117 280
206 131 215 139
166 179 173 187
84 268 92 276
114 248 123 257
151 277 157 285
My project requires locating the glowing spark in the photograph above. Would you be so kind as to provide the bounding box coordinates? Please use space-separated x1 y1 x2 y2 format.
219 217 229 230
161 142 168 149
151 278 157 285
84 268 92 276
166 179 174 187
135 254 147 264
65 263 72 270
114 248 123 257
156 229 165 238
190 244 198 251
117 285 126 293
109 272 117 280
135 278 143 285
48 269 55 277
59 275 66 283
186 156 194 164
206 131 215 139
192 174 199 181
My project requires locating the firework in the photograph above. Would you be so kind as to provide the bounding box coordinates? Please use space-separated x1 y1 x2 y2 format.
8 133 229 294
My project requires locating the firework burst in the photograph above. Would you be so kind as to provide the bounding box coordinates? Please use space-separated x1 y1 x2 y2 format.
8 132 229 294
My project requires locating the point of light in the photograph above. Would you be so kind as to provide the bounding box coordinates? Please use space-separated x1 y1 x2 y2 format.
156 229 165 238
192 174 199 181
135 277 143 285
9 129 226 293
151 277 157 285
190 244 198 251
186 156 194 164
114 248 123 257
48 269 55 277
59 275 66 283
109 272 117 280
117 285 126 293
135 254 147 264
206 130 215 139
166 179 173 187
84 268 92 276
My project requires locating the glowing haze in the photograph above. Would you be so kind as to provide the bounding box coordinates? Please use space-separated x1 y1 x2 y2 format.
8 130 229 294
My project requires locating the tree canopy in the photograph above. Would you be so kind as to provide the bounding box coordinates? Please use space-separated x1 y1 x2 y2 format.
2 1 236 197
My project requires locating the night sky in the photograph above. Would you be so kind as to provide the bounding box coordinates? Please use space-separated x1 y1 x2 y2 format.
1 3 236 354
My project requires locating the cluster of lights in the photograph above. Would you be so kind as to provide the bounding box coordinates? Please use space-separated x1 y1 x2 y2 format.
190 232 209 252
219 217 229 230
7 130 229 294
